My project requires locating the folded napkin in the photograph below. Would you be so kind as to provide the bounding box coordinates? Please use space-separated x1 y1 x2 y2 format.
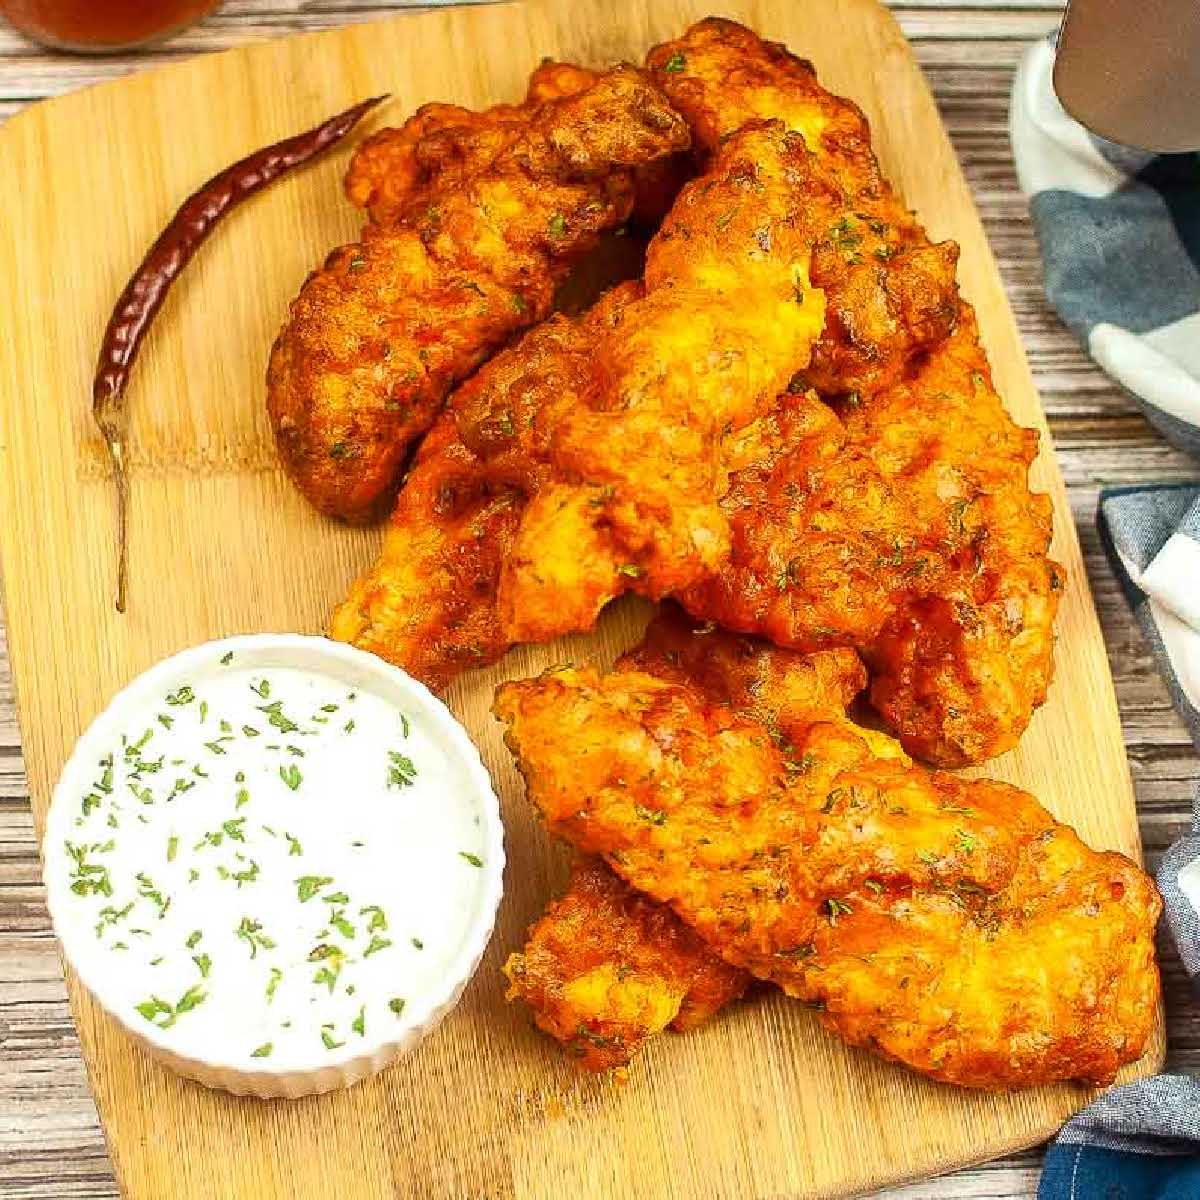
1012 36 1200 1199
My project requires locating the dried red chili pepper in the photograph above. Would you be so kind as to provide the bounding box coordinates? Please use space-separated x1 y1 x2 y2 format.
93 93 387 612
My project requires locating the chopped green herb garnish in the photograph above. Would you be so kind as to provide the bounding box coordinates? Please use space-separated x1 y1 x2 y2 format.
365 936 392 957
664 50 686 72
278 764 303 791
360 905 387 933
459 852 484 868
388 998 406 1017
258 700 299 735
285 833 303 857
185 929 202 949
296 875 333 903
135 984 206 1030
329 909 356 939
351 1006 366 1037
93 902 134 939
165 686 195 707
266 966 283 1003
387 751 417 789
547 212 567 239
135 872 170 918
321 1025 344 1051
251 1042 273 1058
193 952 212 978
235 917 275 959
167 836 179 862
633 804 666 826
220 651 234 666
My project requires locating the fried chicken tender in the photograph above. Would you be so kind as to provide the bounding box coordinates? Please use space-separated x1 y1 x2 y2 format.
330 283 641 683
504 858 750 1071
680 307 1063 764
496 119 838 639
267 67 690 521
647 18 961 399
502 614 867 1070
344 62 603 228
494 642 1161 1090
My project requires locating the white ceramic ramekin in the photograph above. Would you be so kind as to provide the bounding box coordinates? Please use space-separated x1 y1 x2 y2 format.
42 634 505 1099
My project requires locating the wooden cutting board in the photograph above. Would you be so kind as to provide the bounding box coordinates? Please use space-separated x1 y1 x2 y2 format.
0 1 1165 1196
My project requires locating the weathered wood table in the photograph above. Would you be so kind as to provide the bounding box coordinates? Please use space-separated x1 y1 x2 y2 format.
0 2 1195 1197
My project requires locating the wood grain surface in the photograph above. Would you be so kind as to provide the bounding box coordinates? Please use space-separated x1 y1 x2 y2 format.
0 2 1194 1198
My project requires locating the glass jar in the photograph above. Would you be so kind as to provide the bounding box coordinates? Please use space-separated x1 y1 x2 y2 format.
0 0 222 52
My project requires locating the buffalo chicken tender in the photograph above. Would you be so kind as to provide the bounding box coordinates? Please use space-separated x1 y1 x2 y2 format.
496 119 837 639
680 307 1063 765
268 67 690 522
494 644 1160 1090
329 283 642 685
647 17 961 400
504 858 750 1071
502 613 867 1071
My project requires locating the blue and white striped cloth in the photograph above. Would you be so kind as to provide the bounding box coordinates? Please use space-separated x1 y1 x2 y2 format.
1012 36 1200 1199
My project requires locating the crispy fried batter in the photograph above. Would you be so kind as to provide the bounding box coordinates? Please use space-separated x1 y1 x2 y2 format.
496 119 838 639
619 610 867 729
494 639 1161 1090
502 614 866 1071
504 858 749 1071
268 67 690 522
680 307 1063 764
647 18 960 399
329 283 640 682
345 62 603 228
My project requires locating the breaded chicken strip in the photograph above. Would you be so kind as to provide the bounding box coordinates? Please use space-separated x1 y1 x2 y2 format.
494 653 1161 1091
330 283 641 684
503 613 867 1071
647 18 961 399
496 119 835 639
505 858 750 1071
344 62 604 228
330 23 1055 766
267 67 690 522
680 307 1063 765
346 61 687 232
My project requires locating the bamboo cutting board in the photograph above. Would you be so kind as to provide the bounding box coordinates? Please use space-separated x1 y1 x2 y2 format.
0 1 1165 1196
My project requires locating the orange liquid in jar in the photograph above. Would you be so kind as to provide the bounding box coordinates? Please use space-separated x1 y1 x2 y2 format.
0 0 221 51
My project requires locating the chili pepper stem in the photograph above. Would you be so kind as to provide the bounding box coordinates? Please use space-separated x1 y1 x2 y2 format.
94 407 128 613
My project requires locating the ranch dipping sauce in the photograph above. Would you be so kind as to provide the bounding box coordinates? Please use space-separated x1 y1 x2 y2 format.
43 636 503 1096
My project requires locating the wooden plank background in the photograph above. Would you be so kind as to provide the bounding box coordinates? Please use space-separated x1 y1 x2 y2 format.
0 2 1195 1197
